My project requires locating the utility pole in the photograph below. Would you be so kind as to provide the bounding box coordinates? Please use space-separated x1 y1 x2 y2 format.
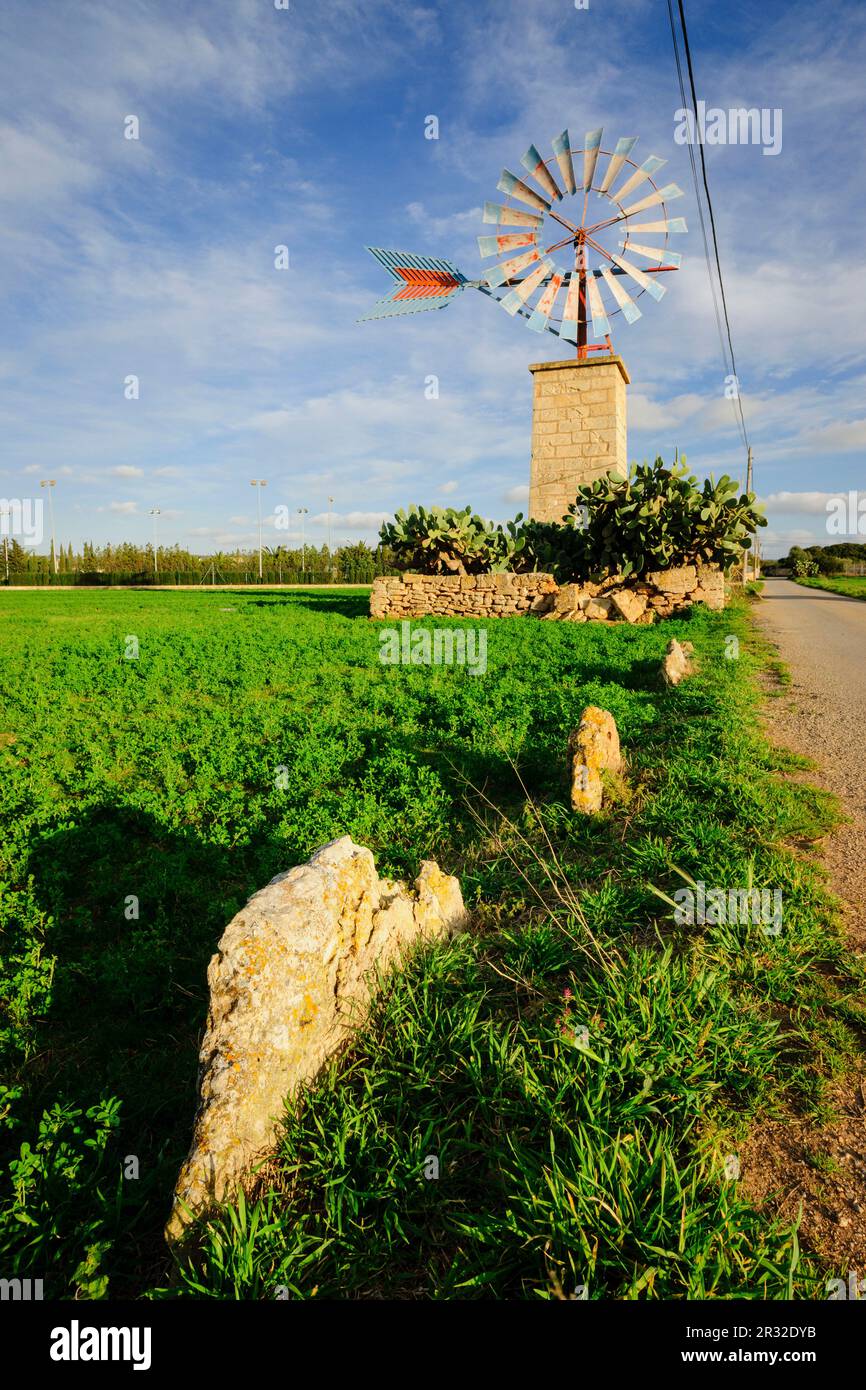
298 506 308 576
149 507 161 579
250 479 267 581
0 506 9 583
745 446 754 583
39 479 58 574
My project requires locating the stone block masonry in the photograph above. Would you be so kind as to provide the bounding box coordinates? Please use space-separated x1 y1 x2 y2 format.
370 564 725 623
528 355 630 523
370 572 557 620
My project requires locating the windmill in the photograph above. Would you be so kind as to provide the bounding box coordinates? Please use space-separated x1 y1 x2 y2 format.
359 126 686 357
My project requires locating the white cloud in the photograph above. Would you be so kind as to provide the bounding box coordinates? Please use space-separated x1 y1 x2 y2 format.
108 500 138 514
759 491 837 515
111 465 144 478
801 419 866 452
309 510 390 530
503 484 529 504
439 480 459 494
0 124 98 208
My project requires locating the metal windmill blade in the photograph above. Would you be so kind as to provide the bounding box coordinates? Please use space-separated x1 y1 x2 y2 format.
586 273 611 339
582 128 603 191
497 169 551 213
552 130 577 195
599 265 642 324
611 155 667 204
526 269 565 332
597 136 638 194
359 121 687 354
477 233 539 258
610 252 667 303
483 248 543 289
482 202 544 228
500 259 555 317
520 144 563 203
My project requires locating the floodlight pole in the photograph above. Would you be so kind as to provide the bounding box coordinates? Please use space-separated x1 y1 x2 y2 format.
298 507 308 576
40 479 58 574
250 479 267 581
745 446 754 582
0 507 9 582
149 507 161 578
327 496 334 580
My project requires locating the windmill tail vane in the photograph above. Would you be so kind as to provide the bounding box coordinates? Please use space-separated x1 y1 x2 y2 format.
357 248 473 322
359 126 687 355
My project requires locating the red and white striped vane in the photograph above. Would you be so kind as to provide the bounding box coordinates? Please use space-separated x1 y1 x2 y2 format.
359 126 686 358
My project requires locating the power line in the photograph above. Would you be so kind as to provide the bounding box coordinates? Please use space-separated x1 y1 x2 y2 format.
666 0 750 454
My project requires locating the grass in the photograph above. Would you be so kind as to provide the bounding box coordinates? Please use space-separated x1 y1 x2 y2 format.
796 575 866 601
0 587 861 1299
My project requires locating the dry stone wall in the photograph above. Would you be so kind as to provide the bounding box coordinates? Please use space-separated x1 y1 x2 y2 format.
371 564 724 624
370 572 557 620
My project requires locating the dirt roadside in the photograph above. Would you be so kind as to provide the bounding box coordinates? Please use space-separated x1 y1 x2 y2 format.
740 579 866 1280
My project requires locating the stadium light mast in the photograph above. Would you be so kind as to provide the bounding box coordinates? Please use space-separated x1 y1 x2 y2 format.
0 504 9 582
39 479 58 574
327 496 334 580
250 479 267 581
298 506 308 575
149 506 161 578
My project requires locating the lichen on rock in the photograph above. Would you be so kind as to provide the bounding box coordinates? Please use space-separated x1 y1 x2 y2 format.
165 836 466 1244
568 706 622 814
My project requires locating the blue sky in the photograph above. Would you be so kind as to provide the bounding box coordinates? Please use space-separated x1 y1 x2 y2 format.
1 0 864 558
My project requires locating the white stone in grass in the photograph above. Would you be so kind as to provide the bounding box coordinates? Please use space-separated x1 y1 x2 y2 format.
661 638 696 686
165 836 465 1244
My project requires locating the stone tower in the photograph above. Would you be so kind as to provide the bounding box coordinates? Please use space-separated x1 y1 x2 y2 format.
528 355 630 523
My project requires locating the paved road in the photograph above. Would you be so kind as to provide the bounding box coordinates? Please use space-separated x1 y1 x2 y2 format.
755 578 866 943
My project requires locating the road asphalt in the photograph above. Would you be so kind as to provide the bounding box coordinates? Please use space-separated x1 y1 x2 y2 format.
754 578 866 944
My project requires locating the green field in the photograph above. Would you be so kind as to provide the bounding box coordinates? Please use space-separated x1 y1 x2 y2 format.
0 589 861 1299
797 575 866 600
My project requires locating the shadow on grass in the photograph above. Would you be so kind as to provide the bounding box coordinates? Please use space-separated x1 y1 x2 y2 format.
18 806 301 1296
241 591 372 619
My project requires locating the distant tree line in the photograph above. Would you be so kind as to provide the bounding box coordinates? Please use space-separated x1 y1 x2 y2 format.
0 538 399 585
763 542 866 577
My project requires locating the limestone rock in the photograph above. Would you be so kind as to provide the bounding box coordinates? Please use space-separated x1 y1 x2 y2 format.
695 564 725 610
553 583 585 616
568 706 622 814
661 638 696 686
609 588 648 624
647 564 697 596
583 595 616 622
165 837 466 1244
